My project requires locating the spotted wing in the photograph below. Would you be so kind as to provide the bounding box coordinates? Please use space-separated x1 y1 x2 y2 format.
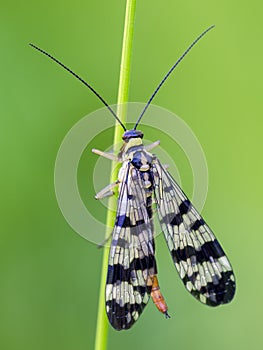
151 158 235 306
106 162 157 330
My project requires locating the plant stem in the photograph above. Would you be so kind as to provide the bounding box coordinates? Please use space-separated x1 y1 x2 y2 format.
94 1 136 349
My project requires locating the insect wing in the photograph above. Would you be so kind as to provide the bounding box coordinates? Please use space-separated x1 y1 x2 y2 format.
106 163 157 330
151 159 235 306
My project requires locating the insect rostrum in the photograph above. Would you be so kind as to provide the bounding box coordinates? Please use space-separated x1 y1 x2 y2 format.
30 25 235 331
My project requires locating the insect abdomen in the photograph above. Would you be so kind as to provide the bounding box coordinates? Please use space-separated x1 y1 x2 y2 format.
150 275 170 317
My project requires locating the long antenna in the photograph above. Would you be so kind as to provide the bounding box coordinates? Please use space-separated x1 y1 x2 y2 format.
133 25 215 130
29 43 126 131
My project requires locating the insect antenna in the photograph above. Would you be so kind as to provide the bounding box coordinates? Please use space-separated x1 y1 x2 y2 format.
29 43 126 131
133 25 215 130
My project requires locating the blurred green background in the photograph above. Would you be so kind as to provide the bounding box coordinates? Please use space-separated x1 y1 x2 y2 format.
1 0 262 349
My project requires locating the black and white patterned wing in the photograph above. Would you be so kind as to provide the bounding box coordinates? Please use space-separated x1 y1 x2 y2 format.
151 158 235 306
106 163 157 330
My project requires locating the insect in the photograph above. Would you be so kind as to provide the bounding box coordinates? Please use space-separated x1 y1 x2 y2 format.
30 25 235 330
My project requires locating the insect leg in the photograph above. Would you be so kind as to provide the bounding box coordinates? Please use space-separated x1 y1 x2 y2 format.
92 148 119 161
145 140 160 151
95 180 119 200
97 232 113 248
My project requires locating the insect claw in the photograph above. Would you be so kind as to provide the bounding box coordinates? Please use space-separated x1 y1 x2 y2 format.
97 234 112 248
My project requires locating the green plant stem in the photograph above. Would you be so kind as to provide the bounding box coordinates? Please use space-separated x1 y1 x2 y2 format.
94 1 136 349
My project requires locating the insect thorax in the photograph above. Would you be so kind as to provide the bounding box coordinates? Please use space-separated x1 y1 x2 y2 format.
118 137 154 209
120 137 153 168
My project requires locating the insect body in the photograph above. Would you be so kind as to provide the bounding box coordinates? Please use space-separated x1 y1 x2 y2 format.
96 131 170 328
93 128 235 329
30 25 235 331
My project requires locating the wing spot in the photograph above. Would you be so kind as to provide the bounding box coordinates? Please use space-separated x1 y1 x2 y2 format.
179 200 191 215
